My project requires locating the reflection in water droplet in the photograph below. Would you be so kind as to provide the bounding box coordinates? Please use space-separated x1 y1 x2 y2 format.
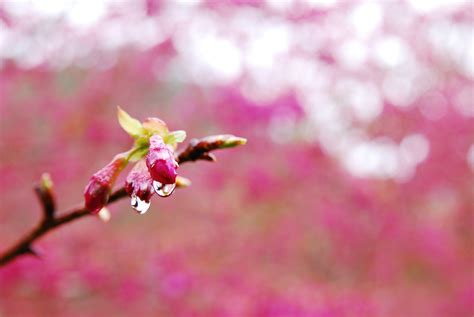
153 181 176 197
131 194 151 214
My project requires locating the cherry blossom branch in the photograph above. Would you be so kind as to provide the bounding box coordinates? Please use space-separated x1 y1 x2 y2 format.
0 135 246 268
0 188 126 267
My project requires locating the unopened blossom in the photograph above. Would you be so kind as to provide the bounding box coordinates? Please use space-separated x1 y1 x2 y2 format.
84 155 127 214
125 159 154 202
146 135 178 184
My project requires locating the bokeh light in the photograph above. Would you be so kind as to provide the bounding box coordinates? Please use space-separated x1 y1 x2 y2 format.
1 1 473 316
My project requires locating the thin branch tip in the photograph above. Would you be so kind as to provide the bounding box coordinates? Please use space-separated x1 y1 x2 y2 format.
35 173 56 221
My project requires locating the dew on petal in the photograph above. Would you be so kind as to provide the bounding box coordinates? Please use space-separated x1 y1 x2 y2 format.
131 194 151 214
153 180 176 197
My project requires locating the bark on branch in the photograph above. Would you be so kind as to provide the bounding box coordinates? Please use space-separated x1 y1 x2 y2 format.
0 135 244 268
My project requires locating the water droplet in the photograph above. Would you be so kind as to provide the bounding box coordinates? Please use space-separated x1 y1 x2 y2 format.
131 194 151 214
153 181 176 197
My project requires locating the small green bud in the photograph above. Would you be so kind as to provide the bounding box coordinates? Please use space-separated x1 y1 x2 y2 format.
40 173 53 191
221 136 247 148
202 135 247 149
175 176 192 188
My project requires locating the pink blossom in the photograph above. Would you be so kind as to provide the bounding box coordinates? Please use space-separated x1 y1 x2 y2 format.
84 155 127 213
146 135 178 185
125 159 154 202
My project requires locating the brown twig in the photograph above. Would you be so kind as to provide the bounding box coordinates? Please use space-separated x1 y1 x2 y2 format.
0 188 127 267
0 135 245 268
176 134 246 163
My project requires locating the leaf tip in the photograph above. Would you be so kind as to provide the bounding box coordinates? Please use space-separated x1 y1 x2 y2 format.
117 106 144 138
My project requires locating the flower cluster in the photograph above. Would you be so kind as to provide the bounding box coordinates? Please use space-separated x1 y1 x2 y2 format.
84 107 245 215
83 108 185 214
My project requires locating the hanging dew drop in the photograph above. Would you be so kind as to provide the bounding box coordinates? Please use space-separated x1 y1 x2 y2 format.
153 181 176 197
130 194 151 214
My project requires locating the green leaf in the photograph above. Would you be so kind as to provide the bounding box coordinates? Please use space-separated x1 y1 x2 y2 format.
134 136 150 148
117 106 145 138
127 147 149 163
164 130 186 145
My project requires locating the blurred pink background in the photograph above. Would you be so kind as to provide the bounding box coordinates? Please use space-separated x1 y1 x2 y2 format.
0 1 473 316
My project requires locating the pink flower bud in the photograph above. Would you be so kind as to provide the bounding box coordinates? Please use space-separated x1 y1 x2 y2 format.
125 160 154 202
84 155 127 214
146 135 178 184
